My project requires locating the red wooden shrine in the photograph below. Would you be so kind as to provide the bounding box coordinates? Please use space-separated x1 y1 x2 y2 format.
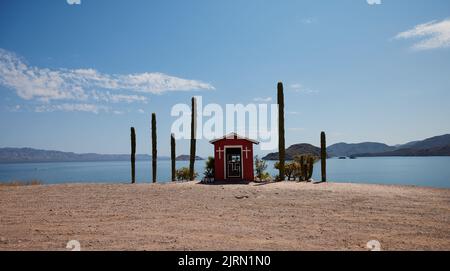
210 133 259 181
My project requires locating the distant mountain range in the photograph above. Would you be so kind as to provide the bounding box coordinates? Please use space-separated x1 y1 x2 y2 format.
0 148 170 163
175 155 204 161
353 134 450 157
327 142 396 157
263 134 450 160
262 144 323 160
355 145 450 157
2 134 449 163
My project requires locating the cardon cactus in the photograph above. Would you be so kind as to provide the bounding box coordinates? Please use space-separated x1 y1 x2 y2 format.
277 82 285 181
152 113 157 183
171 133 176 182
321 131 327 182
130 127 136 184
294 154 315 182
189 97 197 181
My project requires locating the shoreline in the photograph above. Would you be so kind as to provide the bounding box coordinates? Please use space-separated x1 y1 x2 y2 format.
2 157 450 189
1 181 449 251
2 180 449 191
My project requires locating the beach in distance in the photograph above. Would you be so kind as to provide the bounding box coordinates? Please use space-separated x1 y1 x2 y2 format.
0 181 449 251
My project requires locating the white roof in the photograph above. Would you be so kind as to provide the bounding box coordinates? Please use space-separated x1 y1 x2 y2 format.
209 132 259 144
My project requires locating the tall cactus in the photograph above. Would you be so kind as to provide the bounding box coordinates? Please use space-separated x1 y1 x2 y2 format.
151 113 157 183
171 133 176 182
321 131 327 182
277 82 286 181
189 97 197 181
130 127 136 184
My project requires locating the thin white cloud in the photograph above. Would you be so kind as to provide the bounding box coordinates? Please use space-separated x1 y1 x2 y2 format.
67 0 81 5
91 90 148 104
6 105 22 112
289 83 318 94
394 19 450 50
137 109 145 114
367 0 381 5
287 111 300 115
301 18 317 25
35 103 107 114
0 48 214 103
253 97 272 102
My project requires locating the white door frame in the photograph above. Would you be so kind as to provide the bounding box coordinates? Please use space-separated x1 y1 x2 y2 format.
223 145 243 179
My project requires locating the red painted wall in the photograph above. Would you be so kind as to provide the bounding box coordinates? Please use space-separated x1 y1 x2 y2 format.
212 138 255 181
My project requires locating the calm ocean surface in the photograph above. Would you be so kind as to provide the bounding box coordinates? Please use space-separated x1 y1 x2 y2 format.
0 157 449 188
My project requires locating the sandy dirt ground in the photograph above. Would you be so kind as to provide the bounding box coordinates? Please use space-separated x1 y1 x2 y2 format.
0 181 449 251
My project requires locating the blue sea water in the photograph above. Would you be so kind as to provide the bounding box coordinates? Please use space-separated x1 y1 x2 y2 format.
0 157 449 188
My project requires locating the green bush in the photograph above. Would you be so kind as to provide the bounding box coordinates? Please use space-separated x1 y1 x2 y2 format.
204 156 215 179
293 154 317 181
274 161 300 181
176 167 198 181
254 155 269 180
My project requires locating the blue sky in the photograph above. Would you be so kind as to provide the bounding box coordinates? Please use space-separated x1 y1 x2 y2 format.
1 0 450 156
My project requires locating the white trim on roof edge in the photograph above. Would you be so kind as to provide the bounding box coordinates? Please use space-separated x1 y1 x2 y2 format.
209 132 259 144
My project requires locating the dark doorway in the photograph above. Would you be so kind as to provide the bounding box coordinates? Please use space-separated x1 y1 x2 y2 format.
226 148 242 179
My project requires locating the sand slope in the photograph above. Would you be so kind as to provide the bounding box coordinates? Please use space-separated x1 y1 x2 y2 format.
0 181 449 251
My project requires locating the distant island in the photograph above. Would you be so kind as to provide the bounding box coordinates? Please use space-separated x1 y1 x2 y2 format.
263 134 450 160
0 148 170 163
262 144 323 160
175 155 204 161
328 142 395 157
